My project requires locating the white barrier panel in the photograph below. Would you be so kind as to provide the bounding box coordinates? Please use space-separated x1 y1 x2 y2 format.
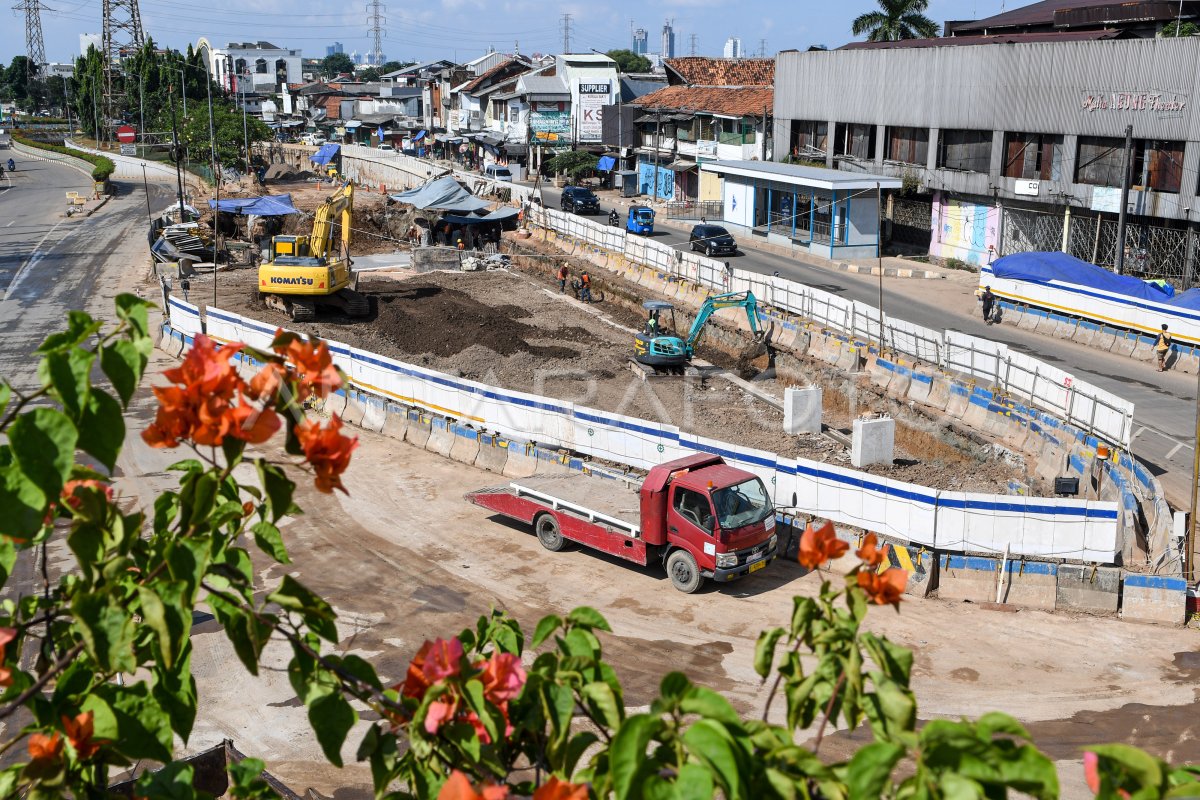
935 493 1118 562
574 406 686 470
852 300 884 344
677 433 780 501
1066 379 1134 446
1009 350 1071 418
203 307 241 346
887 318 942 364
944 330 1007 384
167 297 203 338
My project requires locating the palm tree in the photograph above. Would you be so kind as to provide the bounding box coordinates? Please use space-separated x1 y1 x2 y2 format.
851 0 940 42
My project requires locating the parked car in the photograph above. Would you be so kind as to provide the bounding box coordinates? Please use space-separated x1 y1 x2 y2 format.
484 164 513 182
377 143 396 152
301 133 327 146
561 186 600 215
689 224 738 256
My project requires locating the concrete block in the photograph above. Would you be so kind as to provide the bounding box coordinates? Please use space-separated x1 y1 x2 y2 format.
784 386 822 434
868 357 893 390
1052 317 1079 340
925 375 952 411
449 424 481 464
380 403 409 440
907 371 934 405
945 384 970 419
996 560 1058 610
404 412 432 448
1170 348 1199 375
836 344 861 372
1110 332 1139 357
1121 574 1187 625
1056 564 1119 616
1002 415 1031 452
937 555 999 604
886 364 912 400
790 329 811 354
341 393 367 426
1016 309 1043 332
878 541 936 598
533 447 572 475
962 395 991 431
323 390 348 418
474 435 510 473
851 416 894 468
426 418 455 458
502 442 539 478
1071 324 1096 347
1130 335 1158 362
360 396 387 432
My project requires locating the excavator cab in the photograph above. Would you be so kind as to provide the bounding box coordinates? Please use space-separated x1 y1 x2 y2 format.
633 301 686 369
633 291 767 372
257 182 369 321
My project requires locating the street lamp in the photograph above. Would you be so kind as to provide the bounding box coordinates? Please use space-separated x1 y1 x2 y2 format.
176 66 188 116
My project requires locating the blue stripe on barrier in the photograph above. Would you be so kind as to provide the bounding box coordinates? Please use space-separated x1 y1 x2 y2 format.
936 497 1118 518
1124 574 1187 591
912 373 933 385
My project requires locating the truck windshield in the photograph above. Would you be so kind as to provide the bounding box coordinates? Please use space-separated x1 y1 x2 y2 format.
711 478 771 530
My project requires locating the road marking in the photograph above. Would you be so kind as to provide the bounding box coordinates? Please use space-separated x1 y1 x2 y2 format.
1132 426 1146 441
4 220 13 227
2 216 68 301
1167 442 1185 459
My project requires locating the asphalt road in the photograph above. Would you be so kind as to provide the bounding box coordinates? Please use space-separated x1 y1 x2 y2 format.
533 183 1197 505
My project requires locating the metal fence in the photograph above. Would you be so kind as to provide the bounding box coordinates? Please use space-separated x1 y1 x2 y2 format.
659 201 723 220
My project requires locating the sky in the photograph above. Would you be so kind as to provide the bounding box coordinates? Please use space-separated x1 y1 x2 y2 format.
7 0 1012 67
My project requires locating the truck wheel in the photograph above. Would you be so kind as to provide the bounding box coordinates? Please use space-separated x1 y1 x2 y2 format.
666 550 702 593
535 514 566 552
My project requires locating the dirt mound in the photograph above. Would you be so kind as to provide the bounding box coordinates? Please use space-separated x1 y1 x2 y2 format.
369 282 577 358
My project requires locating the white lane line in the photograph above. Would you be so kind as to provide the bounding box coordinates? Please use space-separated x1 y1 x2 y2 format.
1167 441 1185 459
4 220 14 227
2 217 69 301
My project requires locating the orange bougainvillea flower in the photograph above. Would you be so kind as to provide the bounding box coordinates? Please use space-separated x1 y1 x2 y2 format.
797 520 848 569
424 698 458 735
274 330 341 401
62 712 101 760
437 770 508 800
479 652 526 705
857 568 907 607
400 638 464 700
856 533 884 568
60 479 113 512
248 362 284 403
27 732 62 765
226 393 282 444
533 776 590 800
0 627 16 688
294 415 358 494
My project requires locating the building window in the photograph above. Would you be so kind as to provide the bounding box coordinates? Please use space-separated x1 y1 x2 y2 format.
834 123 875 160
255 58 267 74
789 120 827 158
1003 132 1063 180
1076 137 1184 192
886 126 929 166
698 116 715 141
938 129 992 172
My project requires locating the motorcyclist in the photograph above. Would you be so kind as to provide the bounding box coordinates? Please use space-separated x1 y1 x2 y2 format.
5 159 13 172
609 208 620 227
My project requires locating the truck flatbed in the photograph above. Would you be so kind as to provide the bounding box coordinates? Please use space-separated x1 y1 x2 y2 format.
482 474 643 536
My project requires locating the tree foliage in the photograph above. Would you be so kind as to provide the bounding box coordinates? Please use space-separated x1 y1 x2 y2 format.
322 53 356 78
544 150 599 179
605 49 651 74
851 0 939 41
1160 20 1200 36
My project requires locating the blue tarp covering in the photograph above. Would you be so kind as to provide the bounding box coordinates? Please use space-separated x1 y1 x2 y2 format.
310 142 341 165
389 175 490 212
207 194 298 215
596 155 616 172
413 130 427 141
990 251 1174 303
441 207 519 225
1165 288 1200 309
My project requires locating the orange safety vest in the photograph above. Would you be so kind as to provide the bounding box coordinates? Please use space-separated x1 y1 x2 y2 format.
581 273 591 286
557 266 568 280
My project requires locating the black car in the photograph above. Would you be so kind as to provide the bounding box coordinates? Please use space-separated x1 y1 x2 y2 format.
689 224 738 256
561 186 601 215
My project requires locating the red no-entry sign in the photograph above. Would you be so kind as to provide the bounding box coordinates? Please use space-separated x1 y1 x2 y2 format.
116 125 136 143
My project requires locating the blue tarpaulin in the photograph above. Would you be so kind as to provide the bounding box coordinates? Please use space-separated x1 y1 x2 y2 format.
309 142 341 165
1165 288 1200 309
596 156 616 172
413 130 427 141
207 194 299 215
990 251 1174 303
390 175 490 212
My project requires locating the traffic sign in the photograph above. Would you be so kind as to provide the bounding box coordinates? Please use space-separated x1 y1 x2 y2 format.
116 125 136 143
120 144 136 156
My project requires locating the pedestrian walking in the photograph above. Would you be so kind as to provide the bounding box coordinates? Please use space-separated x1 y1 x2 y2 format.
557 263 569 293
981 285 995 325
1156 324 1173 372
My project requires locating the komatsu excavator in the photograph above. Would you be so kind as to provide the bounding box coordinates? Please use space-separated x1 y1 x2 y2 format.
633 291 766 371
257 182 369 321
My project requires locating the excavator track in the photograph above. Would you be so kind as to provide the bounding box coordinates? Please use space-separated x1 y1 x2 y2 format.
336 288 370 317
288 299 317 322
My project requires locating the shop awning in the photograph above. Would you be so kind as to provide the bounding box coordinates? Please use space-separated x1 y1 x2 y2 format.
208 194 298 216
344 120 363 129
664 161 696 172
309 143 341 165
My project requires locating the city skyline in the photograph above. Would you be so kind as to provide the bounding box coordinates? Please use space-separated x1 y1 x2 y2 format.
7 1 1005 68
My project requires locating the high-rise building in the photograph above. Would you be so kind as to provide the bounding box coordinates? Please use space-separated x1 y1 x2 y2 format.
79 32 102 56
325 42 344 57
661 19 675 59
632 27 648 55
723 37 742 58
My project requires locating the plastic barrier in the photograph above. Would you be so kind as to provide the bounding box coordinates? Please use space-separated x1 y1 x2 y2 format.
167 297 203 338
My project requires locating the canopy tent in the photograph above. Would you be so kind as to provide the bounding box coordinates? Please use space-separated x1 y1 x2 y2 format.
389 175 490 212
309 143 341 165
990 251 1175 304
207 194 299 216
596 155 616 172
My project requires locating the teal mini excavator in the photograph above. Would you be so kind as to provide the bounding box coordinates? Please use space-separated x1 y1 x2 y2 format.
633 291 766 370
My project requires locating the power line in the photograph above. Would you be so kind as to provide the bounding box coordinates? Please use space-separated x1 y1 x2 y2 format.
101 0 144 144
688 33 698 56
560 12 572 54
17 0 46 75
366 0 385 66
758 38 767 57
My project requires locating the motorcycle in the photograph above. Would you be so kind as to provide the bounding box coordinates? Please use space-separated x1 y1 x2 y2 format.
608 210 620 227
6 159 13 172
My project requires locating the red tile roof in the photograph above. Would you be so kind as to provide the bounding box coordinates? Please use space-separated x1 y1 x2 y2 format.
459 59 528 93
663 56 774 87
630 85 773 116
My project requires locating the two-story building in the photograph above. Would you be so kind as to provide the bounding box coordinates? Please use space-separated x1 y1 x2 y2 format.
628 56 774 202
205 40 303 93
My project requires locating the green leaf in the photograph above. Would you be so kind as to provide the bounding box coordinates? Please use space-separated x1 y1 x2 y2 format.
0 381 10 418
207 594 276 675
681 685 741 726
152 640 198 742
256 461 298 524
267 575 338 642
872 675 916 734
846 741 904 800
115 293 154 339
309 692 357 768
975 711 1030 741
134 761 197 800
753 628 786 680
73 592 137 674
0 539 17 591
0 464 46 541
9 407 76 500
461 679 499 744
1088 744 1164 792
331 654 382 691
610 713 663 800
532 614 563 648
76 389 125 472
566 606 613 632
37 310 101 354
85 683 174 761
139 580 190 668
681 719 745 800
100 339 147 408
249 521 290 564
41 348 94 418
581 680 623 729
676 763 716 800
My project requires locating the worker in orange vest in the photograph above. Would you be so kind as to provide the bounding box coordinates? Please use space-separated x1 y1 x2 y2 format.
580 270 592 303
557 263 569 293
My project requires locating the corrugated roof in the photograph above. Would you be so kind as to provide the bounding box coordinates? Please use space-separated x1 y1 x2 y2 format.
663 56 774 87
840 28 1127 49
951 0 1174 32
458 58 528 93
630 85 773 116
518 74 569 94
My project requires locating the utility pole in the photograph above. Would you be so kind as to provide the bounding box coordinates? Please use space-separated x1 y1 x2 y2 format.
653 109 662 201
100 0 145 146
561 13 572 54
240 71 249 172
18 0 46 77
758 38 767 57
1190 367 1199 583
1114 123 1134 274
168 84 185 221
876 181 884 347
366 0 386 66
688 34 698 56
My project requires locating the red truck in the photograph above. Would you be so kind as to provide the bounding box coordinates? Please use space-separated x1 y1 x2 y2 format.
467 453 779 593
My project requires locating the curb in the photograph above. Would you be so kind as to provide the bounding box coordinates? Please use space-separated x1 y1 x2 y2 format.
834 261 945 280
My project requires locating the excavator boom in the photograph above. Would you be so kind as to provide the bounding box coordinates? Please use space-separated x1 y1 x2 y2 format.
684 291 761 354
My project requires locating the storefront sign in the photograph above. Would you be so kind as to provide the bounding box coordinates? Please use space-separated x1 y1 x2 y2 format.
578 82 609 142
531 108 570 144
697 140 717 156
1013 179 1039 196
1081 92 1187 113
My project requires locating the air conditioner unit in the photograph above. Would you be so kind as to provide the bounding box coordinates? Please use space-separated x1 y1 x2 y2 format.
470 110 481 120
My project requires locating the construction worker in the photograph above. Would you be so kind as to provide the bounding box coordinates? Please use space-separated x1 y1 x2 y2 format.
981 286 996 325
1156 324 1173 372
646 308 660 335
580 270 592 303
557 263 569 293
